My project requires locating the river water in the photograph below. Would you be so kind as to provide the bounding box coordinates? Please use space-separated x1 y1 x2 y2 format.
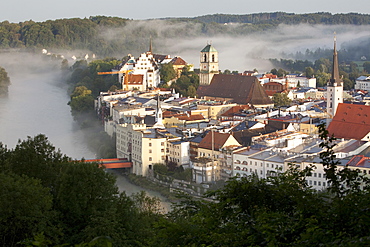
0 53 171 211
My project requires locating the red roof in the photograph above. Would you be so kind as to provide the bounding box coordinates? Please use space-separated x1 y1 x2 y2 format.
327 103 370 140
346 155 370 168
127 74 143 84
177 114 205 121
199 132 233 150
221 105 250 117
171 57 187 66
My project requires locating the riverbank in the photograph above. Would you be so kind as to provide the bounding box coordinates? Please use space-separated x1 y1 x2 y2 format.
107 169 173 212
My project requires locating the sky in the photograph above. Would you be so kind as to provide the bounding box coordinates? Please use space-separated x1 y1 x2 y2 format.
3 0 370 23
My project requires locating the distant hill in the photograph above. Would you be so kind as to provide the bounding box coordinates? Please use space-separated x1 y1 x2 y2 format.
0 12 370 59
164 12 370 25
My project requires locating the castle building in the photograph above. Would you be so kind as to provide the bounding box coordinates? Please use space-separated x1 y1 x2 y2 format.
199 44 219 85
326 37 343 120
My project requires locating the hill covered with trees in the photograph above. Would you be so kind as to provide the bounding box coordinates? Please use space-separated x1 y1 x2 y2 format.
1 13 370 60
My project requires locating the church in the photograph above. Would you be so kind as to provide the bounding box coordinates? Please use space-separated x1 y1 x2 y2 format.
196 44 273 108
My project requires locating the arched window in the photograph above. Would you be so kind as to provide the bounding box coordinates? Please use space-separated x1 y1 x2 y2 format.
212 54 215 62
203 54 207 62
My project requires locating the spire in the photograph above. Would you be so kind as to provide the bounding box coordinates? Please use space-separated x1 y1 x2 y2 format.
329 34 342 86
149 37 153 54
153 93 165 129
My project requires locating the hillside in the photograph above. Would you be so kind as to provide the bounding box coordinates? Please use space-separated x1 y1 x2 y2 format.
1 12 370 60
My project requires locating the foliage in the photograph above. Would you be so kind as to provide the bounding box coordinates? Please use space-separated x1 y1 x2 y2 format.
160 63 177 83
170 66 199 97
0 173 53 247
272 92 291 107
0 66 10 95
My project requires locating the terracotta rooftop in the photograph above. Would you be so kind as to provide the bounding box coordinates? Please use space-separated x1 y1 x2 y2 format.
197 74 273 106
127 74 143 84
171 57 187 66
198 131 232 150
327 103 370 141
346 155 370 168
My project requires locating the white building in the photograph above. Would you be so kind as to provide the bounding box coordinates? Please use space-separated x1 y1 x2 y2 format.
117 52 161 91
286 74 316 88
355 76 370 91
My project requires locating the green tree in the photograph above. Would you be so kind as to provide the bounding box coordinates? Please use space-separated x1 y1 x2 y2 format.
0 66 10 95
272 92 291 107
160 63 177 83
305 66 315 78
363 61 370 73
186 85 197 97
68 86 95 116
0 173 53 247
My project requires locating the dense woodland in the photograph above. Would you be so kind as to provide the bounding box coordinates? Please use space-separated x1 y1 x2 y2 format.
1 13 370 60
1 126 370 246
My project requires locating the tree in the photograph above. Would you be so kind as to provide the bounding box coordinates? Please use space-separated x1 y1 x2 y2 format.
305 66 314 78
272 92 291 107
0 66 10 95
186 85 197 97
363 61 370 73
0 173 53 247
160 63 177 83
68 86 95 116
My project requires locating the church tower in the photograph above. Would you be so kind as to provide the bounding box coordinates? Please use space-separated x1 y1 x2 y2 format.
199 43 219 85
327 36 343 122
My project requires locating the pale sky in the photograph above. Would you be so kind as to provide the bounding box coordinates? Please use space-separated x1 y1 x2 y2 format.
3 0 370 23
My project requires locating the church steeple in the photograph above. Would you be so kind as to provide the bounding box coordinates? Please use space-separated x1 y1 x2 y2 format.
326 35 343 122
199 43 219 85
153 93 165 129
149 37 153 54
329 35 342 86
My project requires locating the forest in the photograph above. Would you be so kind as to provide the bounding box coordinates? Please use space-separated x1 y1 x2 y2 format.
1 13 370 61
1 125 370 246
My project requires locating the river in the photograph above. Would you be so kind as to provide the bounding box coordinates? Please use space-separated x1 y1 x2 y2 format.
0 53 171 211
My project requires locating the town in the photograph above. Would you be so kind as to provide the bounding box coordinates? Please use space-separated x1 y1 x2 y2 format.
94 39 370 194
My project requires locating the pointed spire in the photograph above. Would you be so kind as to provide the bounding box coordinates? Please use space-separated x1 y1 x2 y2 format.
149 37 153 54
329 33 342 86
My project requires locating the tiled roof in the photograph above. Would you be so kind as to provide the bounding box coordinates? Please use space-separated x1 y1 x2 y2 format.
327 103 370 140
197 74 273 106
221 105 251 117
346 155 370 168
171 57 187 66
127 74 143 84
177 114 205 121
199 131 232 150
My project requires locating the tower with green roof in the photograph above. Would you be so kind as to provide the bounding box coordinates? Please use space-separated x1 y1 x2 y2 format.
199 43 219 85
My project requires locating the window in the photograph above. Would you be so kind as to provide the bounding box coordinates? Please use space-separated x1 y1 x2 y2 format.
149 143 152 147
323 182 326 186
318 181 321 186
149 157 152 161
161 149 164 153
149 150 152 153
314 181 317 185
314 173 317 177
318 173 321 178
161 142 164 146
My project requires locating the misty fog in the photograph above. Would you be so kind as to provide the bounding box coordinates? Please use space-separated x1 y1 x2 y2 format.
0 52 95 159
99 21 370 72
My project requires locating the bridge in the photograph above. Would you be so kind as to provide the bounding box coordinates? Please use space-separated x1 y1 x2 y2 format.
83 158 133 169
